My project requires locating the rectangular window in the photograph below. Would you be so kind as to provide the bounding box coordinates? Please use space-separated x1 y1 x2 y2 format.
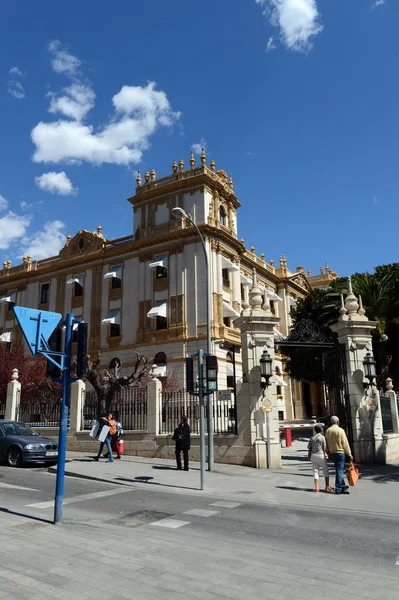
40 283 50 305
227 375 234 388
223 317 231 327
241 284 245 302
270 300 275 315
73 282 83 297
150 254 168 279
277 385 282 396
278 411 284 421
110 323 121 337
111 276 122 289
222 268 230 288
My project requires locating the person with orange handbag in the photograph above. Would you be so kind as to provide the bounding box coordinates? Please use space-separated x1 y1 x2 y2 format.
325 415 353 495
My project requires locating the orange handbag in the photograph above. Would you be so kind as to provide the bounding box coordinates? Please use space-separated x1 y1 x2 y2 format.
347 460 359 486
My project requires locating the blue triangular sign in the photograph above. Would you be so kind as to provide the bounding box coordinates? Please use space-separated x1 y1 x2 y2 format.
13 306 62 356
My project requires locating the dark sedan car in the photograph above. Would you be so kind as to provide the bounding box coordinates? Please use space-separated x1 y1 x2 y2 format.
0 420 58 467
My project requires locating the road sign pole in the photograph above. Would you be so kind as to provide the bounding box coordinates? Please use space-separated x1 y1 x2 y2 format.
266 409 271 470
198 349 206 490
54 312 73 524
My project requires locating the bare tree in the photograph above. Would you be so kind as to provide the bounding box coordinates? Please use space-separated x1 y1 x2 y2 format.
84 351 151 415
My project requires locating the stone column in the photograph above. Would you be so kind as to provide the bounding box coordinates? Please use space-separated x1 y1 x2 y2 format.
331 281 384 464
234 270 281 468
147 371 162 436
385 378 399 434
69 380 85 433
5 369 21 421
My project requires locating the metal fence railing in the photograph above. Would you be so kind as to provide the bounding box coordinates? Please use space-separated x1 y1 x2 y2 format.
160 391 237 435
82 388 147 431
17 385 62 427
0 389 6 419
380 392 394 433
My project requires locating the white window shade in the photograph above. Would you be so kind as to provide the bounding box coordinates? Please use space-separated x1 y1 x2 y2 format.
223 301 240 318
275 375 288 387
0 293 16 303
288 296 297 307
104 266 122 280
226 363 234 376
240 273 252 286
147 302 167 319
67 276 85 287
0 331 11 342
152 364 167 377
221 256 239 272
102 309 121 325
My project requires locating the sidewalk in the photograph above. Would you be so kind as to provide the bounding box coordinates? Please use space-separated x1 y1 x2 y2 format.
51 440 399 516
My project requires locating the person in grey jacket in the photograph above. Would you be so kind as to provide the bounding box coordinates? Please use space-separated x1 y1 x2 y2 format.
308 424 334 493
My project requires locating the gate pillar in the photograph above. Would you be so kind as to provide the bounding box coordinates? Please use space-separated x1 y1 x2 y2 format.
234 270 281 468
5 368 21 421
331 280 384 464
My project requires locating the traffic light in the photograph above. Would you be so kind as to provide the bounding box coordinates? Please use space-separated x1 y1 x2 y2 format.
76 321 88 379
205 355 218 392
46 326 62 379
186 356 194 393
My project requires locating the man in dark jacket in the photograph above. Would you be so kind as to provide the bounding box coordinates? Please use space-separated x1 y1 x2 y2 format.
173 415 191 471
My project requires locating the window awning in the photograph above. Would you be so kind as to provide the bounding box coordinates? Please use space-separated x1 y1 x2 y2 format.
221 256 239 272
0 293 16 303
223 301 240 318
149 260 164 270
152 364 167 377
147 302 167 320
104 266 122 280
0 331 11 342
226 362 234 376
273 327 286 340
101 309 121 326
240 273 252 286
288 296 297 307
275 375 288 387
267 289 282 302
67 276 85 287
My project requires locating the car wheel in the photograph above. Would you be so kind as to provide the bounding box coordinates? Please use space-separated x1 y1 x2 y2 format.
6 446 23 468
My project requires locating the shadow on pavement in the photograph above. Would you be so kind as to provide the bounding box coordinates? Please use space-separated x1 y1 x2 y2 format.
275 485 315 493
115 476 199 492
0 506 52 525
358 465 399 484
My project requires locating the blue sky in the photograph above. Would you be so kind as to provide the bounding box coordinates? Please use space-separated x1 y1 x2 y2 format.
0 0 397 277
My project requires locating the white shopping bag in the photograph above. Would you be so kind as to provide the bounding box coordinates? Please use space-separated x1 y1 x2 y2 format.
89 422 100 439
98 425 110 442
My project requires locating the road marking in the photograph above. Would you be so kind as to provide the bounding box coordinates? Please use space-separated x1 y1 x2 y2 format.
150 519 190 529
27 487 132 509
210 501 242 509
0 482 40 492
183 508 219 517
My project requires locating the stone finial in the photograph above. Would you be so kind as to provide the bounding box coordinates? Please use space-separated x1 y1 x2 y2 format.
7 261 11 268
136 170 142 186
270 259 274 266
66 235 72 245
228 174 234 189
320 266 324 275
150 364 158 380
97 225 103 236
2 261 7 269
250 246 255 253
339 294 347 317
11 368 19 381
22 256 27 264
172 161 178 173
144 171 150 183
358 294 366 317
385 377 394 391
26 255 31 263
307 269 311 277
279 255 284 268
249 268 263 310
260 253 265 261
262 289 271 313
190 150 195 169
209 159 216 172
200 147 207 166
150 169 156 182
345 277 359 315
240 238 245 244
179 159 184 172
326 263 331 274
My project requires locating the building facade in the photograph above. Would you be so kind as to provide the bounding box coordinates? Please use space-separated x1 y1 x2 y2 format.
0 151 334 421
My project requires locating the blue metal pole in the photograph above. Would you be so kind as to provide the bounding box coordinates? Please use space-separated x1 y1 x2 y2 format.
54 312 73 524
198 349 206 490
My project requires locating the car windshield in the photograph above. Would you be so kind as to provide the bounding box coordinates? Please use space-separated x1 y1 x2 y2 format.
3 423 39 437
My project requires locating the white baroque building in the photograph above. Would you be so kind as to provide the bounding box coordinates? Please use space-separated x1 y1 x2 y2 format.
0 151 338 420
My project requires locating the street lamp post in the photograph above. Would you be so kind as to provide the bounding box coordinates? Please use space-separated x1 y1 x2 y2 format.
260 349 273 469
172 206 214 471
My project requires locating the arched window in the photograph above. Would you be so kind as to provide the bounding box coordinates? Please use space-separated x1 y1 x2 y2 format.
219 205 227 226
154 352 167 365
226 352 234 388
275 366 281 376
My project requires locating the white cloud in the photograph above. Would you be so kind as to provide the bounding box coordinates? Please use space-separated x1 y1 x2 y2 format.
48 83 95 121
32 81 181 166
0 195 8 211
35 171 77 196
191 138 207 155
7 66 26 99
20 200 44 211
267 36 276 51
371 0 385 8
48 40 81 78
22 220 66 259
0 212 30 250
9 66 23 76
256 0 323 52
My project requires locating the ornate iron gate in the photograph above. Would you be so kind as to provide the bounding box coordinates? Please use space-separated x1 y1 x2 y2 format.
276 319 353 447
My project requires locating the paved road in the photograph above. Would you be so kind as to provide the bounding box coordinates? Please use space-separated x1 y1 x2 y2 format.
0 465 398 599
